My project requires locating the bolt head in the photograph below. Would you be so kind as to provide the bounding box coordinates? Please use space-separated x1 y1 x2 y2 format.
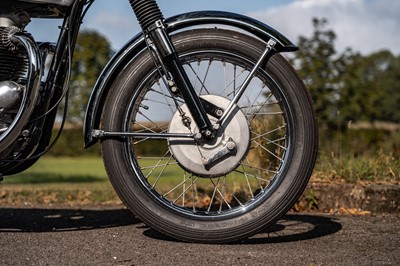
22 130 30 137
226 142 236 151
195 133 202 140
215 109 223 117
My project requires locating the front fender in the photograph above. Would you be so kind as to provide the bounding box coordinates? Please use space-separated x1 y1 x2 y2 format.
84 11 298 148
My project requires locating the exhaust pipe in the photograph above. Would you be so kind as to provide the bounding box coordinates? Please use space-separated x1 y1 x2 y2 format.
0 80 23 111
0 31 42 155
0 80 23 133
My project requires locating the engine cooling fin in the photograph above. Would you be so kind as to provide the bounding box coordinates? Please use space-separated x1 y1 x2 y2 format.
0 27 29 82
0 26 23 51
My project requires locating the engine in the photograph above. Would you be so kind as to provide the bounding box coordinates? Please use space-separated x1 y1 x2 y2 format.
0 9 31 134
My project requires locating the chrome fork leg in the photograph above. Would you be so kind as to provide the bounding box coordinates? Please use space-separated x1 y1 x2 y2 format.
148 21 214 138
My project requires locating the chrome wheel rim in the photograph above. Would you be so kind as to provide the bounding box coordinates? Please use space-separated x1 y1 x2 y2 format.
125 50 292 218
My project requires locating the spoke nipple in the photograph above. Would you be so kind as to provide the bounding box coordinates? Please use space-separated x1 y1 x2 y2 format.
140 104 149 110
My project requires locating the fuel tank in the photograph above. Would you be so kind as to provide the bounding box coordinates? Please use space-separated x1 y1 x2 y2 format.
17 0 74 6
0 0 74 18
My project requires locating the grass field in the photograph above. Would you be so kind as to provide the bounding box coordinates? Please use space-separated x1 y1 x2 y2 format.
3 157 108 184
1 157 118 206
0 156 258 208
2 150 398 186
1 153 398 207
1 156 269 207
313 151 399 184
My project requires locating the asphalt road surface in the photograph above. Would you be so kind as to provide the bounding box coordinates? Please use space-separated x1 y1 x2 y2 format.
0 207 399 265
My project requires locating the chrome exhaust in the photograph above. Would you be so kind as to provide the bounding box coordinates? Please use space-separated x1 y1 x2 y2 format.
0 31 42 154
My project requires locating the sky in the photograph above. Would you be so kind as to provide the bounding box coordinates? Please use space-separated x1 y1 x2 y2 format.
27 0 399 55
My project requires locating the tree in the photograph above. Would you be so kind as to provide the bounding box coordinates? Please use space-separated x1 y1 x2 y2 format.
69 30 113 125
293 18 400 129
293 18 344 129
372 52 400 122
337 50 400 124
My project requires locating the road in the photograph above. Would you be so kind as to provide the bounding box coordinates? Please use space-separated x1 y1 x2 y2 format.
0 207 399 265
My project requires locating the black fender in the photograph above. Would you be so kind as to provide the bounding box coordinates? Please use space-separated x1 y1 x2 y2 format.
84 11 298 148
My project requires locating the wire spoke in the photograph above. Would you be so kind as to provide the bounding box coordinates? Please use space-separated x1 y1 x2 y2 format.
244 156 267 189
150 154 173 188
199 60 212 94
167 175 198 203
187 62 211 94
252 139 283 162
149 87 184 104
207 178 220 212
218 67 246 97
209 178 232 211
241 164 256 198
252 125 286 139
128 48 291 217
141 150 171 179
141 161 178 170
240 162 278 175
251 132 287 150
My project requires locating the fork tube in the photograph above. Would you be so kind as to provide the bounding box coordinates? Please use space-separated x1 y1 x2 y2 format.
128 0 214 137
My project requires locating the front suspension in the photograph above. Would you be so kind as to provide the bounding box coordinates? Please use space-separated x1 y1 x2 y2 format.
128 0 214 138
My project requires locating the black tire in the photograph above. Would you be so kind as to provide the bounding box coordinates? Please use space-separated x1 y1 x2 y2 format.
101 28 318 243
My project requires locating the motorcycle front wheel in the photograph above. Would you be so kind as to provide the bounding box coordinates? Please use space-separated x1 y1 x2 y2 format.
101 28 318 243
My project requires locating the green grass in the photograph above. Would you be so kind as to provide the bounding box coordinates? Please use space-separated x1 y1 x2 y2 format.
313 151 399 183
0 182 120 206
3 151 398 186
3 157 108 184
1 158 118 205
1 152 398 207
1 157 268 206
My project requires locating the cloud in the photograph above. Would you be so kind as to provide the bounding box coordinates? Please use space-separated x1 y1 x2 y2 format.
82 11 140 50
247 0 400 55
27 0 399 55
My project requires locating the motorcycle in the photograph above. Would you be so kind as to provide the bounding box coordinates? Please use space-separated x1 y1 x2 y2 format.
0 0 318 243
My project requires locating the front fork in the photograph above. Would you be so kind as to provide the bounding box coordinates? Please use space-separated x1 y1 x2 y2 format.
147 20 215 138
128 0 214 138
128 0 276 139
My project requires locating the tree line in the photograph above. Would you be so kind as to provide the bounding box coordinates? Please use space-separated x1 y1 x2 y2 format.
294 18 399 129
69 19 399 129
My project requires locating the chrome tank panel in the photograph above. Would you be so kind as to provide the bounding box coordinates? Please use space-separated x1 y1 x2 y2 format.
17 0 75 6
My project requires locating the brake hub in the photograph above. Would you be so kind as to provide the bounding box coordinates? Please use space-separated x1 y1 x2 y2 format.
168 95 250 178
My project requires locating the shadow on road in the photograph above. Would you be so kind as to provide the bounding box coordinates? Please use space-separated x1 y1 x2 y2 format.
0 208 139 232
242 214 343 244
0 208 342 244
143 214 343 244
